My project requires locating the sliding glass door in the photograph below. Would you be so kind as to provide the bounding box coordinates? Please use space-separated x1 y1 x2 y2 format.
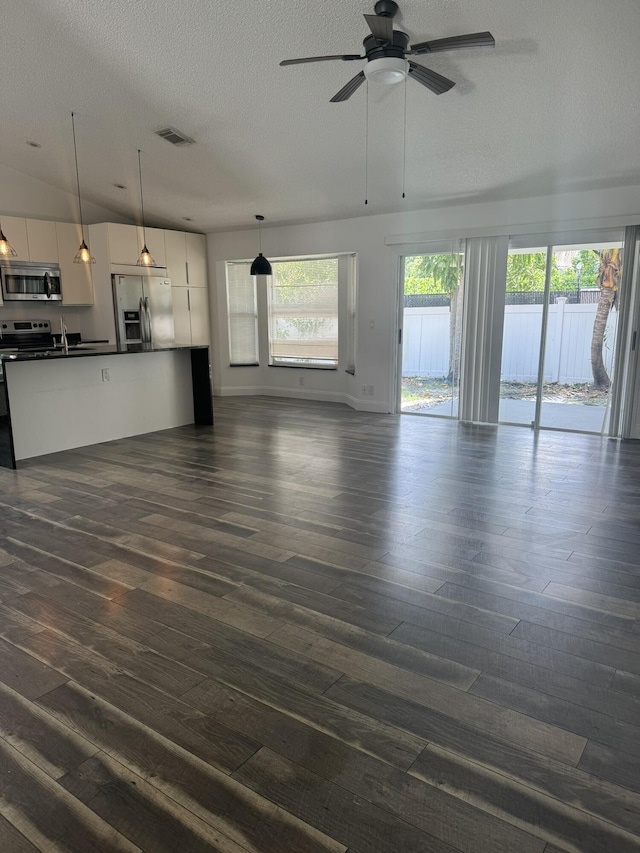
499 249 547 425
396 228 635 435
399 247 465 417
499 232 625 433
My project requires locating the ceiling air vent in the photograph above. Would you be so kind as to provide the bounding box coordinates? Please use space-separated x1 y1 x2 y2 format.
155 127 195 147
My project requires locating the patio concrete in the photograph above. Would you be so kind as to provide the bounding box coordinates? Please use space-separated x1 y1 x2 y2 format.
405 398 608 432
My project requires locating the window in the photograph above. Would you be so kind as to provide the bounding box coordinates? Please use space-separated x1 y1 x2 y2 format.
225 253 357 373
268 258 339 368
226 261 258 365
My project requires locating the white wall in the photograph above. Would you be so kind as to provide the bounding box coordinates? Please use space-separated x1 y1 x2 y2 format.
0 163 128 342
0 162 126 224
5 350 194 460
207 184 640 413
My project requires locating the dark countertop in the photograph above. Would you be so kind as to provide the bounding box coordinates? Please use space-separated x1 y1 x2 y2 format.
0 343 208 364
0 343 213 469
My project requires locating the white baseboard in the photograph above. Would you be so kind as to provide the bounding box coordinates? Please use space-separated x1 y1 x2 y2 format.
348 396 391 413
214 385 391 413
213 385 266 397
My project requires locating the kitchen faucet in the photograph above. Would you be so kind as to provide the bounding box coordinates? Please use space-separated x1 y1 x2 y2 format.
60 315 69 354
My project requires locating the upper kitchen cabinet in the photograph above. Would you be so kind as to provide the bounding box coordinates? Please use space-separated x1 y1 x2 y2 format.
165 230 207 288
0 217 29 260
164 230 188 287
186 233 207 287
26 220 58 263
144 228 167 269
56 222 94 305
107 223 144 265
105 223 167 269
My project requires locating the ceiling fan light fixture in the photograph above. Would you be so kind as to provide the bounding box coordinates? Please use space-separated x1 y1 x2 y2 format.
281 4 494 102
363 56 407 84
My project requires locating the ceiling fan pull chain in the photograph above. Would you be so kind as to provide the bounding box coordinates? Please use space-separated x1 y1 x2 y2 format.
364 81 369 206
402 74 407 199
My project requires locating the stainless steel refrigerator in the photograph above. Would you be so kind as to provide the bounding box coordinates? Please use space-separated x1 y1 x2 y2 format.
112 274 174 347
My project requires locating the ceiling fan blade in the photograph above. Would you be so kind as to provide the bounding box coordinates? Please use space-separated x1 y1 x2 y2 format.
330 70 366 102
410 31 495 55
364 13 393 42
280 54 363 66
408 61 455 95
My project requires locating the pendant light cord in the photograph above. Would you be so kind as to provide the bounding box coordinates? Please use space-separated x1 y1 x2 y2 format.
364 81 369 206
402 75 407 199
71 112 85 239
138 149 147 246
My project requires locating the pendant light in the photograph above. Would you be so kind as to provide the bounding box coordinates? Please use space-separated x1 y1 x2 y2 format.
71 111 95 264
136 148 155 266
0 222 17 258
250 215 272 276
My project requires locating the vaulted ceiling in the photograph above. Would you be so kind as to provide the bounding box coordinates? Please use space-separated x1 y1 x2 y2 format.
2 0 638 232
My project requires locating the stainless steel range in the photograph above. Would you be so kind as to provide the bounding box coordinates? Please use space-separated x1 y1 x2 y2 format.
0 319 55 353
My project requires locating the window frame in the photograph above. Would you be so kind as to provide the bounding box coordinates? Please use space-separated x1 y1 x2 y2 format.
225 252 357 374
267 255 342 370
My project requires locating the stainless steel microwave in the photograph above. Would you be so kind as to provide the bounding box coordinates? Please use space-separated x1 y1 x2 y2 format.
0 261 62 301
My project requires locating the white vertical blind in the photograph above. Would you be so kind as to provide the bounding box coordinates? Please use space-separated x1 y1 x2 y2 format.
610 224 640 437
226 262 259 365
459 236 509 423
268 258 339 366
345 254 357 374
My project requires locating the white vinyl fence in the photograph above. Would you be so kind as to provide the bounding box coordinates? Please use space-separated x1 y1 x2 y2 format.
403 299 618 382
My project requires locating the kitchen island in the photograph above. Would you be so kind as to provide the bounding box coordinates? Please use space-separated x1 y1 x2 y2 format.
0 344 213 469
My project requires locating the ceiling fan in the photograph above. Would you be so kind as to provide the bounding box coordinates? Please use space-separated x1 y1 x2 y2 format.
280 0 495 102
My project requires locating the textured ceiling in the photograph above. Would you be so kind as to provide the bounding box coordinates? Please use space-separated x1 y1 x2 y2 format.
2 0 639 232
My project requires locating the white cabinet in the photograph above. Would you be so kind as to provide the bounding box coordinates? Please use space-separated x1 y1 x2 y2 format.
99 223 206 343
172 286 191 344
107 223 144 265
56 222 94 305
145 227 167 268
188 287 210 345
0 216 29 260
186 232 207 287
165 230 206 287
165 230 188 287
26 220 58 262
172 285 210 346
106 223 167 269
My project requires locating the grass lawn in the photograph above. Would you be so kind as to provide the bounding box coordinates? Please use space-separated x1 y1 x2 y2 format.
401 377 609 410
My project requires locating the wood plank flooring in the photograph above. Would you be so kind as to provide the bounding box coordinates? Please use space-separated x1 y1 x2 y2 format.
0 395 639 852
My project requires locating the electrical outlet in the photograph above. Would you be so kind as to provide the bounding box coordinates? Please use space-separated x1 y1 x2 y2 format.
362 384 367 395
101 368 110 382
367 384 374 396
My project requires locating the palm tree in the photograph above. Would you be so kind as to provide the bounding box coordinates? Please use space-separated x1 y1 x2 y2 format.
590 248 622 388
405 253 464 381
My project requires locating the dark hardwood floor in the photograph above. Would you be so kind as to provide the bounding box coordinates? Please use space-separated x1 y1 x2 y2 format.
0 395 639 852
